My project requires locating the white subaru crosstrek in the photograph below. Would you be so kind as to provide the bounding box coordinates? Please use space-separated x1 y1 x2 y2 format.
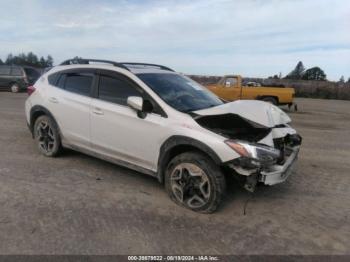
25 58 302 213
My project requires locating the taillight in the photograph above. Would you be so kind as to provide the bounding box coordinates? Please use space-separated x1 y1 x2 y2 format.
27 85 36 96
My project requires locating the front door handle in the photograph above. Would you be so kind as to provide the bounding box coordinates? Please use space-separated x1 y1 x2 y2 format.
92 107 104 115
49 97 58 103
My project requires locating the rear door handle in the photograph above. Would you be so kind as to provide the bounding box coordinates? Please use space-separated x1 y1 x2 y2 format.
49 97 58 103
92 107 104 115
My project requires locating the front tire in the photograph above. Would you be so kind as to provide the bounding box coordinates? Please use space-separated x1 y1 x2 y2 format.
34 115 62 157
262 96 277 105
165 152 226 213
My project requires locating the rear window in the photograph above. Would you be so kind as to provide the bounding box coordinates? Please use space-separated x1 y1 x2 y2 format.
64 73 93 96
0 66 11 75
24 68 40 79
11 68 23 76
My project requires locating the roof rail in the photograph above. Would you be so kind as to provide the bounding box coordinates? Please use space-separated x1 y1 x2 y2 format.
120 62 174 72
60 58 130 71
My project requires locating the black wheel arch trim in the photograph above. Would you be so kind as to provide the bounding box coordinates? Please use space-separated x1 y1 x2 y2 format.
29 105 61 138
156 135 223 183
257 95 279 103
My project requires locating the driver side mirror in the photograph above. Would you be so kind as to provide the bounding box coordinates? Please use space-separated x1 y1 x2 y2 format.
127 96 154 119
127 96 143 111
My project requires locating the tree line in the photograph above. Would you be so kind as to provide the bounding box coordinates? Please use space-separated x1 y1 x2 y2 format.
1 54 347 83
0 52 54 68
269 61 349 83
285 61 327 81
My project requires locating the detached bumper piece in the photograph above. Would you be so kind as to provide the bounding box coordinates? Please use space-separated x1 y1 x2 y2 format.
259 146 299 185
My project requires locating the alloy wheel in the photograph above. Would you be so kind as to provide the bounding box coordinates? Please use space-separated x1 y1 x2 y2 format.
11 84 19 93
36 121 56 153
170 163 211 209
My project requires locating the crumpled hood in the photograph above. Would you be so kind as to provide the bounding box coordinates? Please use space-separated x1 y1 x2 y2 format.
194 100 291 128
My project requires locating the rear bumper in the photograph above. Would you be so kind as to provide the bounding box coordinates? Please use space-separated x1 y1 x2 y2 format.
259 146 299 185
19 86 28 92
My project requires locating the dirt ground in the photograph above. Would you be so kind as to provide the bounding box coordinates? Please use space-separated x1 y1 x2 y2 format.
0 93 349 255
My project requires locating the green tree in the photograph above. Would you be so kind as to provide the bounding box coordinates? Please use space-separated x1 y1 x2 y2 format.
46 55 54 67
3 52 54 68
5 54 14 64
302 67 327 81
27 52 39 66
285 61 305 79
39 56 46 67
0 59 3 65
14 53 26 65
339 76 345 83
268 72 282 79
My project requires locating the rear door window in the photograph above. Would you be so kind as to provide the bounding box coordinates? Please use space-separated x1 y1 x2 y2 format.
11 68 23 76
0 66 11 75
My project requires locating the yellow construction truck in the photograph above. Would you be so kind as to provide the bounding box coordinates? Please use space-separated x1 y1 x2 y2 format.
206 75 297 110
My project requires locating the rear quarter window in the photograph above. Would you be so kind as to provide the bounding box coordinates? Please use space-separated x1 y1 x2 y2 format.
48 73 59 86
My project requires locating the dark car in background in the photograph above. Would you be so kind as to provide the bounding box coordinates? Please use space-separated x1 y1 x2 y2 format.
0 65 41 92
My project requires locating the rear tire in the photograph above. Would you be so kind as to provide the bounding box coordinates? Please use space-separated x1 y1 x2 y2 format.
34 115 62 157
10 83 20 93
165 152 226 213
262 97 277 105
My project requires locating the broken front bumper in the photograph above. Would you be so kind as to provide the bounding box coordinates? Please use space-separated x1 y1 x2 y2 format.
259 146 300 185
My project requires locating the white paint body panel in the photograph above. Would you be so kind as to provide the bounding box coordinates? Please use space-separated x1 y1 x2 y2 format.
46 86 91 149
90 98 172 171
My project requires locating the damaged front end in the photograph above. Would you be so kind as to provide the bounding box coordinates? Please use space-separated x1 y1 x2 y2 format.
193 100 302 192
225 134 301 191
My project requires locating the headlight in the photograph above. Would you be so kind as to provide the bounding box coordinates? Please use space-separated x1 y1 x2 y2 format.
225 140 281 168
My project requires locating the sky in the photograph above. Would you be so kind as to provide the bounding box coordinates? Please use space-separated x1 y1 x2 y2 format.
0 0 349 80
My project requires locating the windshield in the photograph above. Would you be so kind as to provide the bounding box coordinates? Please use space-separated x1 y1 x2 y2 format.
137 73 223 112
